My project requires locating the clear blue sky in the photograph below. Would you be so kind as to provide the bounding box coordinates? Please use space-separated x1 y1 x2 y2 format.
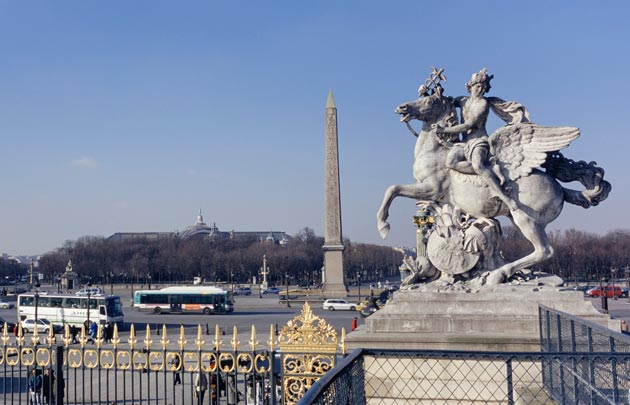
1 1 628 255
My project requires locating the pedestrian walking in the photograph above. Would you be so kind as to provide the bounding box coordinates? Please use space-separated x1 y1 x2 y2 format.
172 355 181 385
193 370 208 405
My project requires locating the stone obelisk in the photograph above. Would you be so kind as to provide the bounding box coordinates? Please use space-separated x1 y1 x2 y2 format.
322 90 346 297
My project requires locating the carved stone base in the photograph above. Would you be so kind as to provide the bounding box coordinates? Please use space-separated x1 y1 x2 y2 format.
345 286 619 352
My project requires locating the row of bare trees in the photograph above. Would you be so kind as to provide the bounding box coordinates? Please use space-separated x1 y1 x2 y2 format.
2 227 628 287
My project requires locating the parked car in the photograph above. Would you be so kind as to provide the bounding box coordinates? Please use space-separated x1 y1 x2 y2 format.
587 286 622 298
322 299 357 311
234 287 252 296
0 299 14 309
0 316 16 333
20 318 63 334
622 287 629 298
262 287 280 294
75 287 105 296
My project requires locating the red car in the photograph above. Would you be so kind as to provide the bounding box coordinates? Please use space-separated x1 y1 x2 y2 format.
587 286 622 298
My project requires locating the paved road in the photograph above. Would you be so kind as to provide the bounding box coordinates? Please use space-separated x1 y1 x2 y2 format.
0 285 362 348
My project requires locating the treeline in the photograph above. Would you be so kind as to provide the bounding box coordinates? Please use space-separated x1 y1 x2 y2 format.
500 228 630 282
32 228 401 287
3 227 628 286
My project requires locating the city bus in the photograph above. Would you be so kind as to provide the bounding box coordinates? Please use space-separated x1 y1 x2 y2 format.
133 286 234 315
17 292 124 326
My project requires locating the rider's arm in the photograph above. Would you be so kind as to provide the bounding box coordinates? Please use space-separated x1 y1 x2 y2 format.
438 98 487 135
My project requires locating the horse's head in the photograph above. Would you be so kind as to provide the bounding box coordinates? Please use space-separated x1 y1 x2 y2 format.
395 94 454 125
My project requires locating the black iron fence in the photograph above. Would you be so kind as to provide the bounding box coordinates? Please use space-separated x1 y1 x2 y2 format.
299 349 630 405
0 302 346 404
300 305 630 405
540 304 630 404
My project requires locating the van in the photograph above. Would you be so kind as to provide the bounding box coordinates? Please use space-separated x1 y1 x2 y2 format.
75 287 105 296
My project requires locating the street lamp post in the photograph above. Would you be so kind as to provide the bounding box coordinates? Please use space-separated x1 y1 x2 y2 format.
600 277 608 313
285 272 291 308
230 272 234 296
611 267 617 300
34 281 41 327
110 272 114 295
86 282 92 327
357 273 362 302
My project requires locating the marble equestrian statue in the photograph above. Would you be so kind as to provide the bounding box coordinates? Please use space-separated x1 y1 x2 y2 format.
377 67 611 286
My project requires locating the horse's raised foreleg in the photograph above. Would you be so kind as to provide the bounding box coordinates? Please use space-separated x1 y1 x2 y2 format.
376 182 436 238
484 211 554 285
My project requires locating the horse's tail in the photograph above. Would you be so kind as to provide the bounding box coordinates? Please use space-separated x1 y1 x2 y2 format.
543 152 611 208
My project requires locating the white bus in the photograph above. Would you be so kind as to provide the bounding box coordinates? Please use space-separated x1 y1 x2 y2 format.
133 286 233 315
17 293 124 326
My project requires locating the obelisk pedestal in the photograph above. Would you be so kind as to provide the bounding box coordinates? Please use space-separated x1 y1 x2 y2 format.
322 90 347 297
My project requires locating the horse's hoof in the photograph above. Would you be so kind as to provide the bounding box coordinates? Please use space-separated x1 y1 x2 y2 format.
378 222 390 239
485 271 505 285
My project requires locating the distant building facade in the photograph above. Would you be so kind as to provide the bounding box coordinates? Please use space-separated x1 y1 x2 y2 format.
107 210 290 246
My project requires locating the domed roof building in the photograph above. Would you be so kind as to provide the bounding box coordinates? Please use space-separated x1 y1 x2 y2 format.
179 210 227 240
108 209 290 246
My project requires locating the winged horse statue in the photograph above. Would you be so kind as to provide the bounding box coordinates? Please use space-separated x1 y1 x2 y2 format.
377 68 611 285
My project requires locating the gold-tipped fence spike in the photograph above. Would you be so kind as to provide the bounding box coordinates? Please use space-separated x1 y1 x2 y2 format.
16 323 24 346
47 323 56 346
79 324 87 347
231 325 239 351
112 323 120 348
341 327 347 355
268 324 275 351
1 322 9 346
95 324 103 348
161 324 169 350
128 324 136 350
213 324 221 351
31 323 40 346
195 325 204 350
62 324 72 347
144 323 152 350
178 324 186 351
249 325 258 351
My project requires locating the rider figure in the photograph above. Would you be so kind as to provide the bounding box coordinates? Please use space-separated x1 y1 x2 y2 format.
433 68 519 212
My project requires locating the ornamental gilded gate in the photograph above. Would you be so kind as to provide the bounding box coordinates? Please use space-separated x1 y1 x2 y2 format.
0 302 346 404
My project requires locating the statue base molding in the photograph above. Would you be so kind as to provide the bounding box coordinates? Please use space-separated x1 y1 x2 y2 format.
345 286 619 352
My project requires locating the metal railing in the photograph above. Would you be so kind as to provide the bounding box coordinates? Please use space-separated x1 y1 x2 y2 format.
540 304 630 404
300 305 630 405
299 349 630 405
0 302 347 404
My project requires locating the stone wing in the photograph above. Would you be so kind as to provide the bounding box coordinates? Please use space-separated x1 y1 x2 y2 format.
490 123 580 181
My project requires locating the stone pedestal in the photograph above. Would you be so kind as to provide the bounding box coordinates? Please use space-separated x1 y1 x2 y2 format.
346 286 619 352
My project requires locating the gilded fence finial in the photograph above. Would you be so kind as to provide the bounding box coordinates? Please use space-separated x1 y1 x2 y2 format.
95 324 104 348
47 323 56 346
144 324 153 351
16 323 24 346
213 324 221 351
268 324 275 351
340 328 347 356
79 324 87 347
161 325 169 350
249 325 258 351
231 325 239 351
62 324 72 347
195 325 204 350
112 323 120 349
1 322 10 346
31 323 40 346
178 324 186 351
128 324 137 350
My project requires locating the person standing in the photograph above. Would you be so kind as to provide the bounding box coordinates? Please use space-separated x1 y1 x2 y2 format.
28 368 42 405
172 355 181 385
194 370 208 404
42 368 55 405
